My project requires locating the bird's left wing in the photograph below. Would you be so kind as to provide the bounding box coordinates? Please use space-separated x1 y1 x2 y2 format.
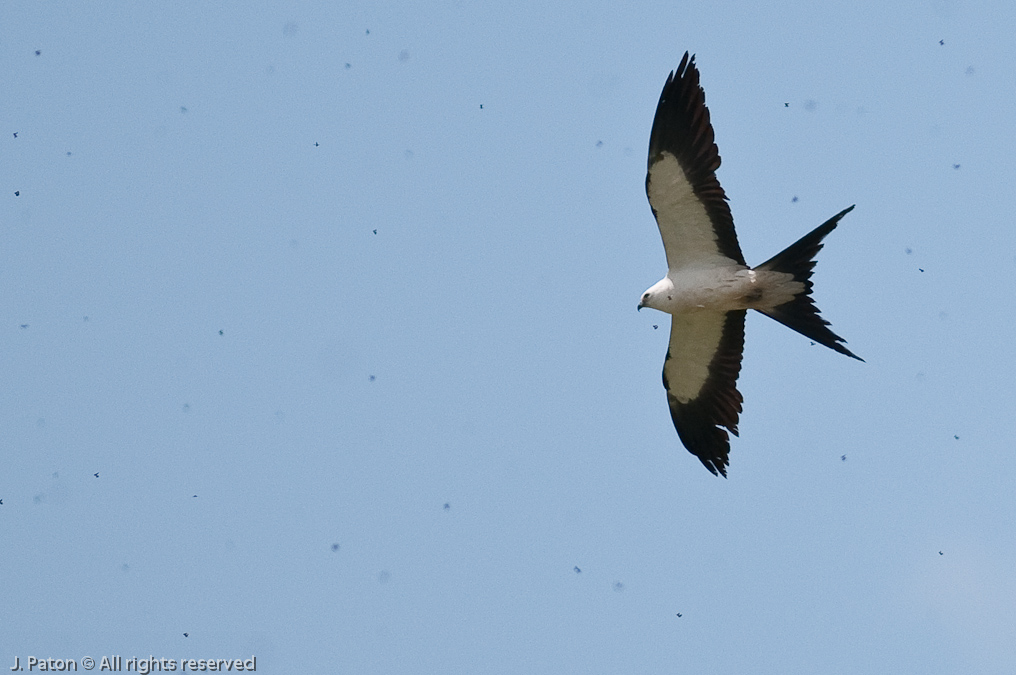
646 52 745 271
663 310 745 477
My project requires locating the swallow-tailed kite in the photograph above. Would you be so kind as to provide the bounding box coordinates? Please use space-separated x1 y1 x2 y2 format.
638 53 862 477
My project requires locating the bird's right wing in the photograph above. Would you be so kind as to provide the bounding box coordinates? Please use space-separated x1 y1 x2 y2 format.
646 52 745 271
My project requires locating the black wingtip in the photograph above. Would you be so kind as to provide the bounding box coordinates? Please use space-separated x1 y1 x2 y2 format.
671 402 734 478
700 456 728 478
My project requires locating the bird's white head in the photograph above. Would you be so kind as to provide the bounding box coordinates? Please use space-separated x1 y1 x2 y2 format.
637 277 674 312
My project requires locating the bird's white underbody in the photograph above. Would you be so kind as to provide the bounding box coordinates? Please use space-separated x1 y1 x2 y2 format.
639 266 804 315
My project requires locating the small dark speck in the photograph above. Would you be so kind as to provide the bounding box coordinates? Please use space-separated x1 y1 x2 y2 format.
653 325 658 330
314 142 319 147
479 104 483 109
905 247 912 255
373 229 377 234
20 324 28 329
331 543 340 552
939 551 944 555
13 132 18 138
180 106 188 113
841 455 847 462
784 102 789 107
939 40 945 45
574 566 581 573
344 63 351 69
952 164 960 170
810 341 816 346
182 403 190 412
365 29 370 35
369 375 376 382
676 613 683 617
14 191 20 197
919 268 924 273
35 50 41 56
218 330 224 335
66 151 72 156
94 473 99 478
667 295 672 301
0 499 3 505
183 633 189 638
613 581 624 592
791 196 799 203
954 435 959 440
596 140 603 147
443 503 450 510
192 495 198 498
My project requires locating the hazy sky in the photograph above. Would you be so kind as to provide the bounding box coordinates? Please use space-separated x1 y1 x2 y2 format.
3 1 1015 673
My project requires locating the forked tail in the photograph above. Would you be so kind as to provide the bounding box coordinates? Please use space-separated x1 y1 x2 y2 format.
754 205 863 361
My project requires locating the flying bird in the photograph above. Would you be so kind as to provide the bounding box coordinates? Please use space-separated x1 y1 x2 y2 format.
638 53 862 477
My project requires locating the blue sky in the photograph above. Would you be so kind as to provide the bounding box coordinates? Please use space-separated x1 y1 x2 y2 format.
3 1 1015 673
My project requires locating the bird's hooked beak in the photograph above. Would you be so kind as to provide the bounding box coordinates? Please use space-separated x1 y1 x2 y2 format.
637 303 643 311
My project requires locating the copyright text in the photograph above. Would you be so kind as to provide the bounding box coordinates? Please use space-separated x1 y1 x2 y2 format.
8 656 256 672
